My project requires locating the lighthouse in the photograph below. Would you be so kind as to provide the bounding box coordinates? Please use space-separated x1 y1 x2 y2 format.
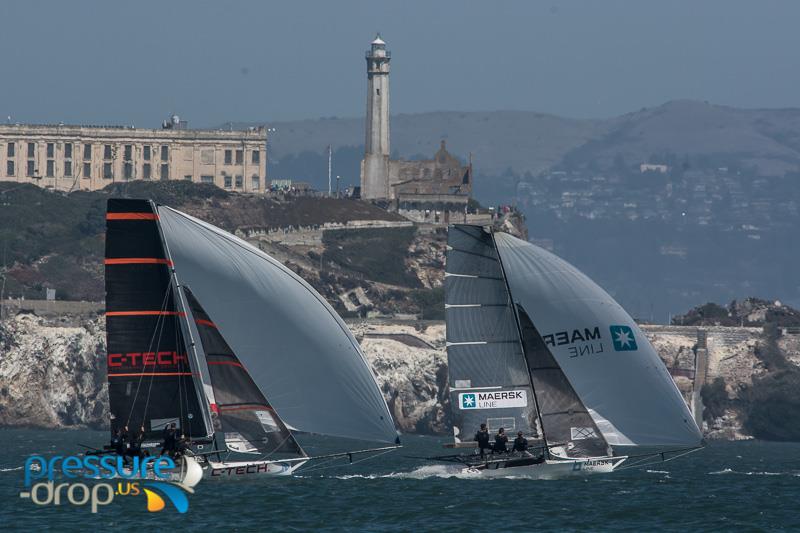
361 34 391 200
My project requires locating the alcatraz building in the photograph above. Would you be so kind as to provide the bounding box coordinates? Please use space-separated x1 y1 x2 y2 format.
0 117 267 193
360 35 472 224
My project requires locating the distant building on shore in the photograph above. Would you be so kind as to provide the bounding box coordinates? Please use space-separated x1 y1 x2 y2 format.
0 116 267 193
359 35 472 223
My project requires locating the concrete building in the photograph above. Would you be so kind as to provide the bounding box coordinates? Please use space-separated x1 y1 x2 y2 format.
0 117 267 193
359 35 472 220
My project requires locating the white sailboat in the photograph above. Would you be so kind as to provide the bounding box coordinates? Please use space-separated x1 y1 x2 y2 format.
439 225 702 478
101 198 399 482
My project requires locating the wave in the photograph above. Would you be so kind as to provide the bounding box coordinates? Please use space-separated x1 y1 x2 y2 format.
708 468 792 476
0 466 24 472
646 469 670 474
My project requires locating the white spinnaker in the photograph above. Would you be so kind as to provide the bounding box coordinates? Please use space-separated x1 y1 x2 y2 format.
494 232 702 448
157 206 397 444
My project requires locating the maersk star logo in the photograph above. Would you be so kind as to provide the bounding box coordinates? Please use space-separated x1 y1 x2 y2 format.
461 393 477 409
610 325 638 351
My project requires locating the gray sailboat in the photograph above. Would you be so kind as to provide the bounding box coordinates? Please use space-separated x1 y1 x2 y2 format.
103 199 399 481
440 224 702 478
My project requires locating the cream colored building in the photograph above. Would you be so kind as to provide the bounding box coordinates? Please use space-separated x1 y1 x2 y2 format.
0 121 267 193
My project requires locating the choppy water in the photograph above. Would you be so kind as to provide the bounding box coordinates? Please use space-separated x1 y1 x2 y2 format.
1 429 799 531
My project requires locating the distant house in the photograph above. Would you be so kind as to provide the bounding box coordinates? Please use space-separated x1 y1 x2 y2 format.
640 163 669 174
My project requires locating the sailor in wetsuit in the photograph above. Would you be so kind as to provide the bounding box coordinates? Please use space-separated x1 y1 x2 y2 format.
493 428 509 454
512 431 528 454
127 426 146 460
474 423 491 458
160 423 177 457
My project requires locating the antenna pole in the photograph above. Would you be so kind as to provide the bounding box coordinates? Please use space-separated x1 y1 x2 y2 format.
327 145 332 196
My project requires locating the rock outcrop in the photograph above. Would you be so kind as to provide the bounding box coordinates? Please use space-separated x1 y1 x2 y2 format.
2 312 800 440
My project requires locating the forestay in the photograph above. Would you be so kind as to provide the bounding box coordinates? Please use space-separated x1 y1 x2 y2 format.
157 206 397 444
445 225 539 442
494 231 703 448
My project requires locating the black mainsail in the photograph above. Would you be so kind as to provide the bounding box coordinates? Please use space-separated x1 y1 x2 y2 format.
445 225 540 443
105 199 209 441
183 287 304 457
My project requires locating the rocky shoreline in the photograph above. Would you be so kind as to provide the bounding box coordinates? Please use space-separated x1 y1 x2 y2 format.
1 312 798 440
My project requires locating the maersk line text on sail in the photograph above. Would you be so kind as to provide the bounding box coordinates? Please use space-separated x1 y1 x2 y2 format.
543 327 605 358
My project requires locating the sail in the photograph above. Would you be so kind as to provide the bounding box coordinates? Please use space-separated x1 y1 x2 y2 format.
494 231 703 448
516 305 608 457
445 225 539 442
156 205 397 444
105 199 208 441
183 287 303 456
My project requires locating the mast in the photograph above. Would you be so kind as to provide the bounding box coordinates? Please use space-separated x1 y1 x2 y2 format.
150 201 214 441
489 227 550 457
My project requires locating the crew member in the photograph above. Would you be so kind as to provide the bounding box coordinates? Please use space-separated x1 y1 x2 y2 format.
493 427 508 454
110 429 123 455
128 426 146 460
474 423 491 458
161 423 177 456
512 431 528 453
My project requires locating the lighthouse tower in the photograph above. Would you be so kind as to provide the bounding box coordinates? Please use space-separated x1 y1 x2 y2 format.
361 34 391 200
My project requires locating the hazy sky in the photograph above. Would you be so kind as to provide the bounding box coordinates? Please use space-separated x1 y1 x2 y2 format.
2 0 799 127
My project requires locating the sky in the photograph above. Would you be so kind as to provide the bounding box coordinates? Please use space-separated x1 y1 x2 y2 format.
1 0 799 127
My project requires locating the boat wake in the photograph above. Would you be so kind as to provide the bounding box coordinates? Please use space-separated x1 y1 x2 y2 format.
708 468 797 476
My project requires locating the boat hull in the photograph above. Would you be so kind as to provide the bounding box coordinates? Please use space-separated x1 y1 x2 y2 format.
205 459 307 480
464 455 627 479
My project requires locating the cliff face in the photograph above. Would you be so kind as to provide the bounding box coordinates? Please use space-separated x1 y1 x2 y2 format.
2 313 799 441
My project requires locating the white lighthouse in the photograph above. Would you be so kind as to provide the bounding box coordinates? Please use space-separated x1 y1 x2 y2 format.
361 34 391 200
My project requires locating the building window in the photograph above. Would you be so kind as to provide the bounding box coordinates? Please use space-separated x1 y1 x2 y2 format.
27 160 35 177
83 163 91 178
251 175 260 190
201 149 214 164
143 145 151 160
224 150 232 165
377 88 380 95
46 160 54 177
6 161 14 176
235 150 243 164
64 161 72 177
160 145 168 160
143 163 151 179
103 162 113 179
124 162 133 179
124 145 132 161
224 175 232 188
64 143 72 159
160 164 168 180
7 142 14 157
83 144 92 160
184 174 192 181
235 175 243 188
104 145 112 160
47 143 55 158
251 150 260 164
200 175 213 184
27 142 35 158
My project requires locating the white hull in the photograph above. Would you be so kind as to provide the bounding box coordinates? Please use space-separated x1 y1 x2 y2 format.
205 459 307 480
464 455 627 479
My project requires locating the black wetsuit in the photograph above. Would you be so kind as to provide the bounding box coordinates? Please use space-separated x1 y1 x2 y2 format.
161 428 176 456
512 436 528 453
493 433 508 453
474 429 491 457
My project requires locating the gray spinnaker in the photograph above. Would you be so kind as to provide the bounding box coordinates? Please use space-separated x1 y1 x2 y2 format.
494 231 703 448
445 225 539 442
157 206 397 444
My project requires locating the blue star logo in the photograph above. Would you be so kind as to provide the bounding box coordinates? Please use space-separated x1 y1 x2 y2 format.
461 393 477 409
610 325 637 351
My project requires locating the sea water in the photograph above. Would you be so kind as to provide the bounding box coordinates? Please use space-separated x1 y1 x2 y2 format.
1 428 798 531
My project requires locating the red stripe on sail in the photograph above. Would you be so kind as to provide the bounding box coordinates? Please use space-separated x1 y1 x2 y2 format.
108 372 196 377
207 361 244 368
106 213 159 220
195 319 217 328
218 404 272 412
104 258 173 266
106 311 185 317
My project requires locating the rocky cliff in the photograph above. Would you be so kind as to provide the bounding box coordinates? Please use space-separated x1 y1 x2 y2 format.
2 312 799 440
